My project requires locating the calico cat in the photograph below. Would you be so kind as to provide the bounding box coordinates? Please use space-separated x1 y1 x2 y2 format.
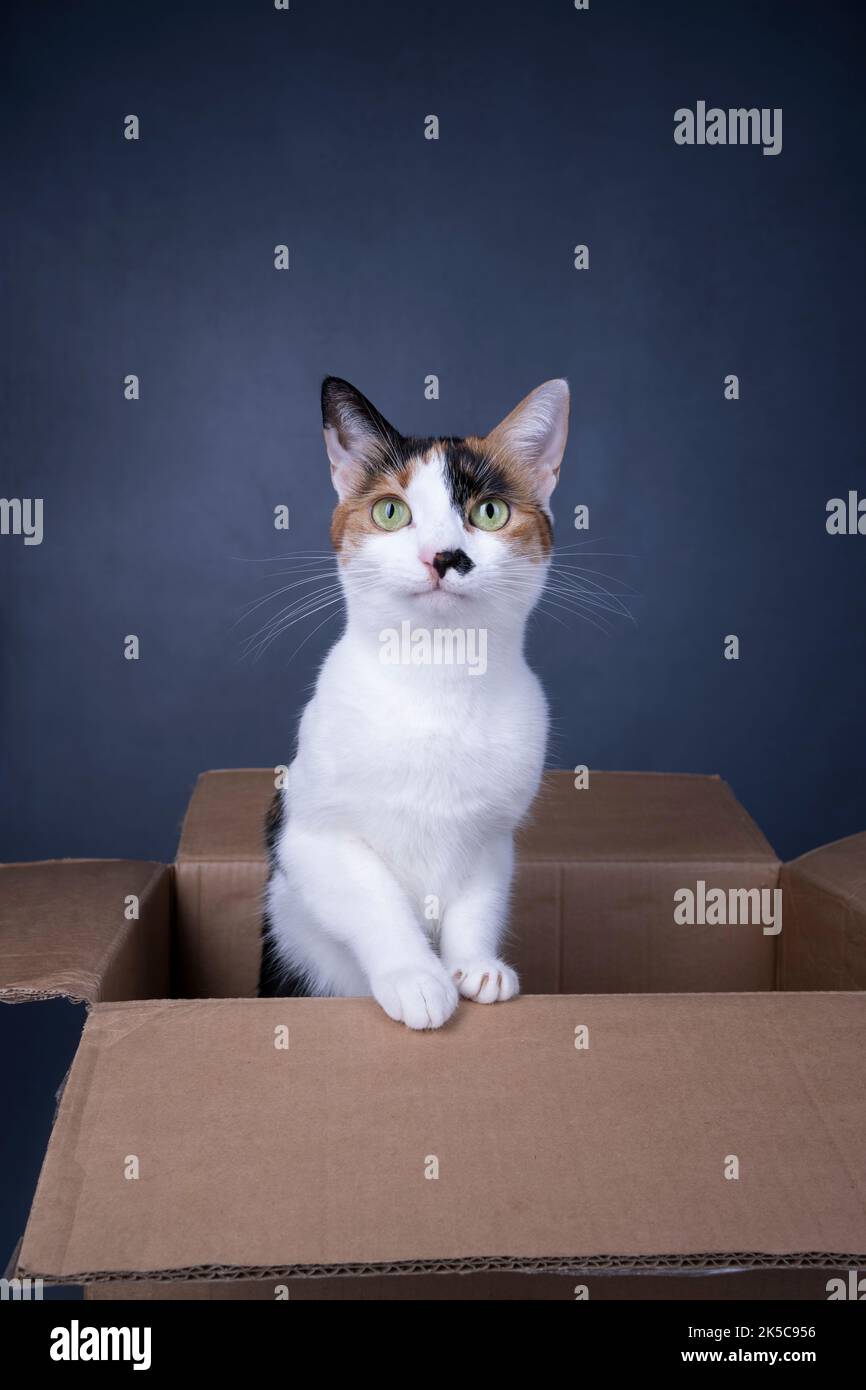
259 375 569 1027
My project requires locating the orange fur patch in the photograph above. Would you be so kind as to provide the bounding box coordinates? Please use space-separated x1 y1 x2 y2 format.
331 455 421 558
330 438 552 560
464 434 553 560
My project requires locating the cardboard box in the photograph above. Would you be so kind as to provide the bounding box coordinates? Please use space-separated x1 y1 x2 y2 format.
175 769 783 997
2 772 865 1299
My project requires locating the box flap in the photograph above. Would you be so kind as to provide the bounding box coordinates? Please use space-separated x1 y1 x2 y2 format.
781 832 866 990
177 771 272 863
177 769 779 867
784 832 866 909
18 993 866 1281
522 772 778 864
0 861 171 1004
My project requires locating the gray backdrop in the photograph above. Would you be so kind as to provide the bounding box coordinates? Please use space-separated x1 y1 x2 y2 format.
3 0 865 869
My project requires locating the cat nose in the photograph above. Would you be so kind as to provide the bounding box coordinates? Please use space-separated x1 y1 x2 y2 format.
432 549 474 578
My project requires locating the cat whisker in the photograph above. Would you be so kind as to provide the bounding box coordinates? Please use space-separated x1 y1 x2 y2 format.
285 605 349 664
537 595 614 634
231 550 340 566
544 581 635 621
243 596 347 662
235 572 341 626
491 563 638 597
241 574 384 663
241 586 346 657
478 575 627 630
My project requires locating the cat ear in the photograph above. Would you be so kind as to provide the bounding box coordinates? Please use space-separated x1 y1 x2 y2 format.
321 377 402 501
483 379 570 505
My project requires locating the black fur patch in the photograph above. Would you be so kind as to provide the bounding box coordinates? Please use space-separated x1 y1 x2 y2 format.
321 377 516 511
440 438 515 512
264 788 284 869
258 790 310 999
433 548 474 577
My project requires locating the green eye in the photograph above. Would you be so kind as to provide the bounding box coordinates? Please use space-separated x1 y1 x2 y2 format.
371 497 411 531
469 498 510 531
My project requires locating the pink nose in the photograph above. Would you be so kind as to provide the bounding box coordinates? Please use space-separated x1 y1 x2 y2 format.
418 547 440 582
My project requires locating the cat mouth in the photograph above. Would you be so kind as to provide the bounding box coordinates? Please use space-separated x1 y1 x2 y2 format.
410 586 467 599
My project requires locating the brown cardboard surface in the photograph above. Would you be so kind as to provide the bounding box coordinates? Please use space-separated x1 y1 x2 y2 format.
19 992 866 1282
520 771 777 863
781 833 866 991
177 769 274 862
174 770 271 996
83 1268 846 1301
173 860 266 998
175 770 781 997
0 860 171 1004
511 861 780 995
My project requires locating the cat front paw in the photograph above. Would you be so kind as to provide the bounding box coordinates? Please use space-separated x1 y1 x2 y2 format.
449 959 520 1005
371 965 459 1030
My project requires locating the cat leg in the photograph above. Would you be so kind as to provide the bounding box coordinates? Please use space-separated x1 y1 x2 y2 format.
280 824 459 1030
264 869 370 997
439 835 520 1005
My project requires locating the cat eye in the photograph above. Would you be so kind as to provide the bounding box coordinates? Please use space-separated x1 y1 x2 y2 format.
469 498 510 531
371 497 411 531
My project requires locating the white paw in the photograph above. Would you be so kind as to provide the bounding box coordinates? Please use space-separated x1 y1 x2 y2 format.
371 966 459 1030
449 959 520 1005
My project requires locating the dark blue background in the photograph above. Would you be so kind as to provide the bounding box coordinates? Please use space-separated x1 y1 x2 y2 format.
1 0 864 1292
2 0 865 864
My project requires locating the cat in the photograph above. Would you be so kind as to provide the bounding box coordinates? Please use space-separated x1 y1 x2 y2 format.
259 375 569 1028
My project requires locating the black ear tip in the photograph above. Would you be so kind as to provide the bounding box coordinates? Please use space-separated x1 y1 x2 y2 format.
321 376 356 425
320 377 399 440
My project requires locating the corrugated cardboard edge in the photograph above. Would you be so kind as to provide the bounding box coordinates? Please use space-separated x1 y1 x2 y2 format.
19 1251 866 1285
0 860 170 1005
14 991 106 1281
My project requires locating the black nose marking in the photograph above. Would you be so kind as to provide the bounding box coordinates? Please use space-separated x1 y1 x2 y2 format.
433 549 474 578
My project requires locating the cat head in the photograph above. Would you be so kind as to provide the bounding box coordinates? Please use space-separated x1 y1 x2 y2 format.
321 376 569 630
